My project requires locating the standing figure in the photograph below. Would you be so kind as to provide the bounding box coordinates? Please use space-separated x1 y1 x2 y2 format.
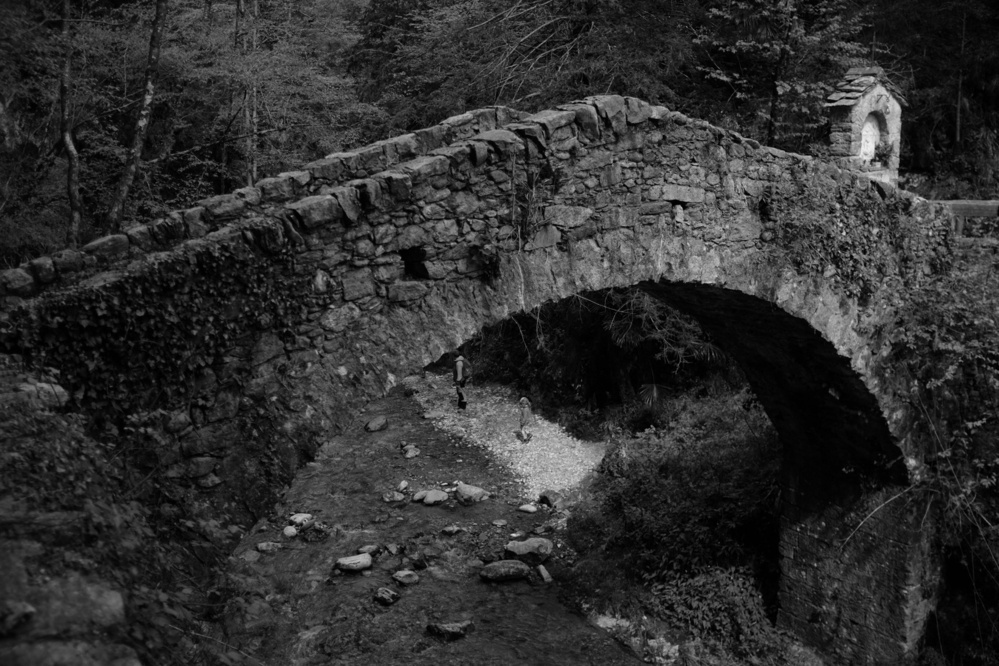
453 354 468 409
517 396 534 442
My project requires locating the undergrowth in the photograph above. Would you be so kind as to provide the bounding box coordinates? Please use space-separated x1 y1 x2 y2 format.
560 383 795 663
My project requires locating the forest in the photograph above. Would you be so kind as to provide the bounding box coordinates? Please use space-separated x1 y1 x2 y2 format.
4 1 999 664
2 0 998 267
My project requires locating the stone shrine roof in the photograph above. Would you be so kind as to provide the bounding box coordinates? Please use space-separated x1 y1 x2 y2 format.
825 66 906 108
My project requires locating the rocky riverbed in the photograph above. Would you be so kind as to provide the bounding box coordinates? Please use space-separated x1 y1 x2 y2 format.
216 372 641 665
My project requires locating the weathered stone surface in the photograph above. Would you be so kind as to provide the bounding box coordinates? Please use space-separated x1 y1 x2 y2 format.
504 538 553 566
50 250 84 274
427 619 473 641
660 184 705 203
365 415 388 432
479 560 531 582
392 570 420 586
544 205 592 228
1 269 35 297
82 234 129 259
28 257 56 284
422 489 449 506
454 482 489 505
387 281 429 302
373 587 399 606
342 269 375 301
320 303 361 332
286 195 342 229
336 553 372 571
0 640 141 666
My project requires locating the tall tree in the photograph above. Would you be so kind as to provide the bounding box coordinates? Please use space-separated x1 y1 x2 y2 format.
60 0 82 248
104 0 169 233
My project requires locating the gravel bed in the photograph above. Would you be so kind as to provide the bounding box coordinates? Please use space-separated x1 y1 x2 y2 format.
408 373 608 501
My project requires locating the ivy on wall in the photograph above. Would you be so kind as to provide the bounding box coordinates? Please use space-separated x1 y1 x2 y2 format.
761 178 952 305
1 226 310 421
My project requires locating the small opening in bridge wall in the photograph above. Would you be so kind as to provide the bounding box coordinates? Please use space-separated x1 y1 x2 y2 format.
400 247 430 279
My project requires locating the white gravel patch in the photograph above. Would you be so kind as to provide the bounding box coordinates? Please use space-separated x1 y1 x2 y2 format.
409 373 608 501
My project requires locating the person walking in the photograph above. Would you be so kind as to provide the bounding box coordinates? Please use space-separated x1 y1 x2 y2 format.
517 396 534 442
453 354 468 409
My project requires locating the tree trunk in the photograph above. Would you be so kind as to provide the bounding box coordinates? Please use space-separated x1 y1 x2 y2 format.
60 0 82 248
241 0 259 187
105 0 169 233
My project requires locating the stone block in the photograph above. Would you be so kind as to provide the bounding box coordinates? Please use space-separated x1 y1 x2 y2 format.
544 205 593 229
625 97 653 124
342 269 375 301
286 195 343 229
525 225 561 250
320 303 361 332
51 250 84 274
0 268 35 297
256 176 297 201
414 124 447 152
381 172 412 200
199 193 246 220
304 156 345 182
558 103 601 138
401 155 450 181
82 234 129 260
183 207 208 238
661 184 705 203
388 281 429 302
470 129 521 157
28 257 56 283
524 109 576 138
125 225 154 252
329 187 362 223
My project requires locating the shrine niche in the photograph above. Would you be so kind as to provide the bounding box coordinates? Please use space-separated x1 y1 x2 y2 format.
826 66 903 185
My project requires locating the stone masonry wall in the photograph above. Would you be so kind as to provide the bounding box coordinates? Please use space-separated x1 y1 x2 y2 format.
0 94 954 663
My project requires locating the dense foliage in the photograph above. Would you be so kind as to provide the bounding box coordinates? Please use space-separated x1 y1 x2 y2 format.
0 0 373 265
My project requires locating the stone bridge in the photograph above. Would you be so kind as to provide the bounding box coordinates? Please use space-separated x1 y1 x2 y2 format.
0 95 955 663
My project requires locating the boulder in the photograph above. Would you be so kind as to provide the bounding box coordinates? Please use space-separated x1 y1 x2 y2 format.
373 588 400 606
454 482 489 505
365 416 388 432
504 538 553 566
422 490 449 506
427 619 474 641
392 570 420 586
336 553 372 571
479 560 531 582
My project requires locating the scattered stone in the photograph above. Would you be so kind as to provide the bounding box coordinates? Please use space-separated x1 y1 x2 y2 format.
397 480 409 492
533 525 550 535
455 482 489 505
422 489 449 506
240 550 261 563
385 543 401 555
365 416 388 432
505 537 553 566
423 411 444 419
289 513 313 526
510 531 526 539
479 560 531 582
537 564 553 584
442 524 462 536
392 570 420 586
427 619 474 641
518 504 538 513
374 587 400 606
491 519 508 527
383 491 406 503
413 490 428 502
358 544 380 555
336 553 372 571
282 526 298 538
403 445 421 459
256 542 282 553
